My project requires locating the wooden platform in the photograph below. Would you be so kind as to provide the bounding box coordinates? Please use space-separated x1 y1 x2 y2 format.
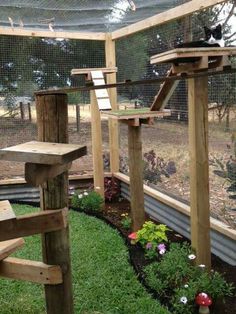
150 47 236 64
102 108 171 120
0 141 87 165
71 67 117 76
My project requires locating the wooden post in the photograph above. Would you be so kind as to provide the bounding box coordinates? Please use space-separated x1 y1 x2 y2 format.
188 77 211 269
19 102 25 120
28 102 32 121
105 33 119 173
36 93 74 314
76 104 80 132
90 91 104 197
128 125 145 231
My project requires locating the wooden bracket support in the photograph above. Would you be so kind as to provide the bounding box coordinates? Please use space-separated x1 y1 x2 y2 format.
0 207 68 242
0 257 63 285
25 162 72 186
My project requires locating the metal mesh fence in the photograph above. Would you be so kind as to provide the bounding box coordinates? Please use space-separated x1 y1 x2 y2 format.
0 1 235 227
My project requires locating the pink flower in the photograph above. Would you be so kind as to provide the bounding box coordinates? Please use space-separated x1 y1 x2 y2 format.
128 232 137 240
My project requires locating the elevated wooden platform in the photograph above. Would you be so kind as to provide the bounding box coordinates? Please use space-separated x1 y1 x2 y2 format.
150 47 236 65
0 141 87 165
71 67 117 76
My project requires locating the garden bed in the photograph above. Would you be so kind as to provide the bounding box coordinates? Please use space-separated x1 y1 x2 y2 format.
72 197 236 314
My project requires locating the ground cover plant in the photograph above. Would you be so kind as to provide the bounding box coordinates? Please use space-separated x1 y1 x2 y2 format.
0 204 170 314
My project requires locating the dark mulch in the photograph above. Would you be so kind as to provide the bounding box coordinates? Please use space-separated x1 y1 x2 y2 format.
74 198 236 314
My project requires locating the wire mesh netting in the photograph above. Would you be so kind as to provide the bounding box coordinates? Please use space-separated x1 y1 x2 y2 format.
0 0 235 227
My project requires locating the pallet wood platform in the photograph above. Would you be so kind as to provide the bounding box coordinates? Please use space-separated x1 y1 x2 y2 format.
102 108 171 120
150 47 236 64
0 141 87 165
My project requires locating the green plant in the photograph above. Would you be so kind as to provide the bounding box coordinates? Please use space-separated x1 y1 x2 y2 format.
144 242 235 314
121 213 132 230
131 221 169 259
71 190 103 212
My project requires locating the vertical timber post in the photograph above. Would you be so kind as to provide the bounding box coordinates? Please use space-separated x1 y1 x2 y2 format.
105 33 119 173
128 125 145 231
90 91 104 197
36 93 74 314
188 77 211 270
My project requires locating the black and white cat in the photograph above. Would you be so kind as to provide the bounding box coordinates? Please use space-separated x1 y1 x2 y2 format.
175 24 225 48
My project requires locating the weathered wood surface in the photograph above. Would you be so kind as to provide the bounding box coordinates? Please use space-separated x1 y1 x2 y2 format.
102 109 171 120
0 141 86 165
0 208 68 242
25 162 72 186
71 67 117 75
188 76 211 270
128 126 145 231
0 200 16 221
150 47 236 64
0 257 63 284
0 238 25 261
36 93 74 314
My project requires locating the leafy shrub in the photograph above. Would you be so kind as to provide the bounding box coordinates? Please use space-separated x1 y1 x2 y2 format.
71 190 103 212
130 221 169 259
144 242 234 314
104 177 120 201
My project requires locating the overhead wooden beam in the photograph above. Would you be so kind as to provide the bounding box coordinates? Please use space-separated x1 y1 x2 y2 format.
0 208 68 242
0 26 106 40
112 0 226 40
0 257 63 285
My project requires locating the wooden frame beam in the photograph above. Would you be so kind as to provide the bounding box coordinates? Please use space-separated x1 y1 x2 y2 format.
0 26 106 40
0 209 68 242
0 257 62 285
112 0 226 40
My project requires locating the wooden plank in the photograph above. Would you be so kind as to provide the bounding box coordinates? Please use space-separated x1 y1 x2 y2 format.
71 67 117 75
0 208 68 242
90 90 105 197
95 89 109 98
150 47 236 65
0 141 87 165
0 26 106 40
150 67 179 111
36 92 74 314
188 76 211 270
96 98 111 110
0 238 25 261
0 200 16 221
102 109 171 120
25 162 72 186
0 257 62 284
112 0 226 40
128 126 145 231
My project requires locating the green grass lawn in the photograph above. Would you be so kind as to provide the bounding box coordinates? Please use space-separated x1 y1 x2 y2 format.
0 204 170 314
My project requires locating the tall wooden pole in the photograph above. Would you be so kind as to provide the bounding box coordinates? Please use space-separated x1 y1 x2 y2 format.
188 77 211 269
90 91 104 197
105 33 119 173
128 125 145 231
36 93 74 314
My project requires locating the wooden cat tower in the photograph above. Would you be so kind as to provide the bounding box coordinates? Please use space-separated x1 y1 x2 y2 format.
150 47 236 269
0 92 87 314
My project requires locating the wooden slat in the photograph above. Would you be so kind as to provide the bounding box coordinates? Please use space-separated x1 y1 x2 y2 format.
111 0 226 40
71 67 117 75
0 200 16 221
0 26 106 40
0 257 62 284
150 47 236 65
25 162 72 186
150 67 179 111
96 98 111 110
0 141 87 165
0 208 68 242
0 238 25 261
